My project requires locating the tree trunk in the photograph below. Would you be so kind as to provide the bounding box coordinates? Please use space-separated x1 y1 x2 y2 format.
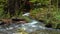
8 0 15 17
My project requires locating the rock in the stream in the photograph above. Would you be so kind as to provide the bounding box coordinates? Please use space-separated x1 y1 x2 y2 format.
12 18 24 21
45 23 52 28
0 21 5 25
12 18 27 24
0 19 12 25
0 18 28 26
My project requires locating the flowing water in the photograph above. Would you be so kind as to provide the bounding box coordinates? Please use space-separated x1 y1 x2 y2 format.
0 13 60 34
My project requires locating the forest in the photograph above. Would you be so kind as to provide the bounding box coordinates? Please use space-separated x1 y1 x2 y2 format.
0 0 60 34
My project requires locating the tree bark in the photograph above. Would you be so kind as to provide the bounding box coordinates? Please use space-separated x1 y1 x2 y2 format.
8 0 15 17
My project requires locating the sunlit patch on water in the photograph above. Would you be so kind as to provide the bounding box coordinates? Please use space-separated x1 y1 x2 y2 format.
22 13 30 16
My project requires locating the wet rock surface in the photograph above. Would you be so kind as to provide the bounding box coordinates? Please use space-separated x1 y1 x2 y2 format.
0 18 27 26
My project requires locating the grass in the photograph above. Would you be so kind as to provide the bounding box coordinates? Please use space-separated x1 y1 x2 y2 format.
30 5 60 28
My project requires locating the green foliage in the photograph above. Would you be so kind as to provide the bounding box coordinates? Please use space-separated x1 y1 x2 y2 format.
0 0 8 18
0 0 60 28
30 0 60 28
